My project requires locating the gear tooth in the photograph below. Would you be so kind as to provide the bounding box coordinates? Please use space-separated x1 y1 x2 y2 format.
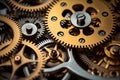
7 0 58 12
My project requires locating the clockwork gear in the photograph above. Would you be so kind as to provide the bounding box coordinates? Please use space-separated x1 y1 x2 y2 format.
45 0 116 48
79 41 120 78
0 15 21 59
0 40 45 80
38 39 68 79
18 17 45 39
7 0 59 12
38 39 68 67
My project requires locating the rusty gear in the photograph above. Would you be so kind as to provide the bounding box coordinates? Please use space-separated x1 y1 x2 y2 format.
7 0 59 12
18 17 45 39
0 40 45 80
0 15 21 58
45 0 116 48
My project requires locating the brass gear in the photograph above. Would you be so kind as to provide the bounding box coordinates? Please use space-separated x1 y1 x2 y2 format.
38 39 68 67
7 0 59 12
0 15 21 58
38 39 68 79
0 40 45 80
79 41 120 78
45 0 116 48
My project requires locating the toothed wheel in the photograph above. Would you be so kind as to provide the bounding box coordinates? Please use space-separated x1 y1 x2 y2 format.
38 39 68 78
38 39 68 67
45 0 116 48
79 41 120 78
7 0 59 12
18 17 45 40
0 15 21 59
0 40 45 80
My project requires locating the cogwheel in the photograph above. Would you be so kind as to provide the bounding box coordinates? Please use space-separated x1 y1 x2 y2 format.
79 41 120 78
18 17 45 39
0 15 21 58
38 39 68 79
38 39 68 67
45 0 116 48
7 0 59 12
0 40 45 80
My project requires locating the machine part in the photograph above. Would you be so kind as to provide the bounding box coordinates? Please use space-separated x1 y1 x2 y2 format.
38 39 68 78
18 18 45 39
38 39 68 67
0 15 21 58
7 0 59 12
79 41 120 78
44 48 120 80
0 40 45 80
45 0 115 48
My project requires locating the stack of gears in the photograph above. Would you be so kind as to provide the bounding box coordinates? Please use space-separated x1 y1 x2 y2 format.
0 0 120 80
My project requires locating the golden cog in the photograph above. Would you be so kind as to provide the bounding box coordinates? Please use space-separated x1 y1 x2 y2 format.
0 15 21 58
7 0 59 12
0 40 45 80
45 0 115 48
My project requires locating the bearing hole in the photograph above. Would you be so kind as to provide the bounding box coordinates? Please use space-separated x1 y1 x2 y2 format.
51 16 57 21
60 2 67 7
57 31 64 37
79 38 85 43
98 30 106 36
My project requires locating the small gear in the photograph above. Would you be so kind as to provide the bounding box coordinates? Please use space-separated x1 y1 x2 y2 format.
79 41 120 78
18 17 45 39
0 40 45 80
38 39 68 67
0 15 21 58
7 0 59 12
45 0 116 48
38 39 68 79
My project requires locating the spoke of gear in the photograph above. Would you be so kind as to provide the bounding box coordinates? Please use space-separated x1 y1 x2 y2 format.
18 17 45 39
7 0 59 12
45 0 116 48
0 40 45 80
0 15 21 58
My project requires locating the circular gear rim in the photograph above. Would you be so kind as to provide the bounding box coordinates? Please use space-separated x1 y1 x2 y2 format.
7 0 59 12
0 40 45 80
45 0 116 48
0 15 21 58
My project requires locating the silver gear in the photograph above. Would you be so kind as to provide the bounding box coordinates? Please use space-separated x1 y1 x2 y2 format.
18 17 45 39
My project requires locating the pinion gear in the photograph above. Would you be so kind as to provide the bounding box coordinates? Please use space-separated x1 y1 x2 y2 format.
18 17 45 39
45 0 116 48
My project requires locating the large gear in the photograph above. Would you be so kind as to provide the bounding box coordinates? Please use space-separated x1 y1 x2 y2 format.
79 41 120 78
0 40 45 80
18 17 45 39
0 15 21 58
45 0 116 48
7 0 59 12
